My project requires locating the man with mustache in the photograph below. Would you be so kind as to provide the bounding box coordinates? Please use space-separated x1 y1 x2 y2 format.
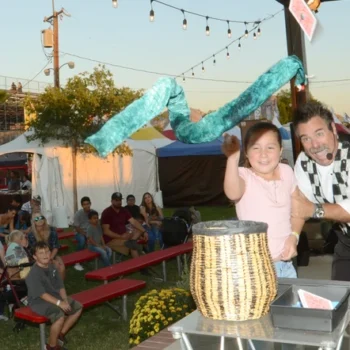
292 101 350 281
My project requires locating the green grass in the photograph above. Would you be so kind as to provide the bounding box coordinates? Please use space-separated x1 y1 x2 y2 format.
2 206 235 350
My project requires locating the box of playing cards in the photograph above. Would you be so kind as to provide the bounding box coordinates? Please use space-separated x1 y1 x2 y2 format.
270 285 349 332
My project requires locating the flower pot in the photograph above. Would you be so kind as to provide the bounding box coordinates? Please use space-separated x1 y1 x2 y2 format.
190 220 277 321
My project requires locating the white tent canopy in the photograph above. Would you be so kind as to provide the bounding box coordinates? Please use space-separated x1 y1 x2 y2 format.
0 131 171 227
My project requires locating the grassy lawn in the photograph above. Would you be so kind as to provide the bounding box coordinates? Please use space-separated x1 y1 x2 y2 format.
2 206 235 350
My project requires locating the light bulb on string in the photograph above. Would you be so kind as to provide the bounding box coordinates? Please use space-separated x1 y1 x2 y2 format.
238 40 241 50
227 20 232 38
213 55 216 65
258 27 261 36
149 0 155 22
244 22 248 38
226 47 230 59
205 16 210 36
181 9 187 30
253 32 257 40
112 0 118 8
201 62 205 73
192 69 195 77
182 74 185 82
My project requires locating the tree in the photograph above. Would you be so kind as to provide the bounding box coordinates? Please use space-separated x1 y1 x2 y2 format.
25 65 143 211
0 90 9 104
277 89 321 124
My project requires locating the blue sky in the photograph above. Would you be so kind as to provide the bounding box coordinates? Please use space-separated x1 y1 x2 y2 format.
1 0 349 114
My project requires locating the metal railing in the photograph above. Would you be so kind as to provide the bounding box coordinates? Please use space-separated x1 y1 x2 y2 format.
0 75 52 94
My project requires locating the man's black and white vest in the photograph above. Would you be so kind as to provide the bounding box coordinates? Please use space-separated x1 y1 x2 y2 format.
300 134 350 236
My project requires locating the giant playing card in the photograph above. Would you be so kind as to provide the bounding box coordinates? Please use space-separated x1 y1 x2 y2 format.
289 0 318 41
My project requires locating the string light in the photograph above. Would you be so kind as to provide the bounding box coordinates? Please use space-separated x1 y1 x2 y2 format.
226 47 230 59
192 68 195 77
205 16 210 36
258 27 261 36
149 0 155 22
182 74 185 82
112 0 118 8
181 9 187 30
244 22 249 38
227 20 232 38
253 32 257 40
201 62 205 73
238 40 241 50
213 55 216 65
149 0 275 39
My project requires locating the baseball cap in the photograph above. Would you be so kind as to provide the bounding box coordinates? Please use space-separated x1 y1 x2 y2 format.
32 195 41 203
111 192 123 200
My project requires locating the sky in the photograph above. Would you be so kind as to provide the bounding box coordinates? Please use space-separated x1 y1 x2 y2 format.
0 0 349 115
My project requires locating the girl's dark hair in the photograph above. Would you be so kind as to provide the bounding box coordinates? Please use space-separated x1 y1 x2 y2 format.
243 122 282 168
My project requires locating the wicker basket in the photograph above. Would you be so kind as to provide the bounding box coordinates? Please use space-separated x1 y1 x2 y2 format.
190 220 277 321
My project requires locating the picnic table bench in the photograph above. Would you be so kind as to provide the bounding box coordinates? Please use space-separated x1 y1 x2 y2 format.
86 242 193 283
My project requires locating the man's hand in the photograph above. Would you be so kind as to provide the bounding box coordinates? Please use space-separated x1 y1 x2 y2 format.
292 188 314 220
280 234 298 261
221 134 241 159
59 300 71 313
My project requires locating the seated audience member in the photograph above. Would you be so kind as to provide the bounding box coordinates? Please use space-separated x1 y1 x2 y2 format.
124 194 141 218
5 230 31 280
21 195 41 215
28 214 65 280
25 242 83 350
140 192 164 252
8 171 20 191
72 196 92 271
101 192 148 260
4 230 30 306
0 206 17 245
21 174 32 191
15 211 31 234
87 210 112 267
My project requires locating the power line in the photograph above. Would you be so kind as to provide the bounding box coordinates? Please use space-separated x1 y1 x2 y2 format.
21 59 52 89
61 51 350 86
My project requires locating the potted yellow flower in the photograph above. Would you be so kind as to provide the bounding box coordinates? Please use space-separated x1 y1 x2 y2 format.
129 288 196 347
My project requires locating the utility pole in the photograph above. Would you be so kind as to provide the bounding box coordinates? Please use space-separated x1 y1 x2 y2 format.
44 9 64 88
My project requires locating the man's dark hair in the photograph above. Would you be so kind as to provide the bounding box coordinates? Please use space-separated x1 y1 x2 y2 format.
8 205 18 212
88 210 99 219
126 194 135 201
293 101 334 133
81 196 91 205
33 241 50 255
12 195 22 205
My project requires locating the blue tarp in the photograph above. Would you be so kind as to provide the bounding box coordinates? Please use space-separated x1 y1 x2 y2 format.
156 139 224 157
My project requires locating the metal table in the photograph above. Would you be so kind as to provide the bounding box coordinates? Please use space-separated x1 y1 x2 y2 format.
168 278 350 350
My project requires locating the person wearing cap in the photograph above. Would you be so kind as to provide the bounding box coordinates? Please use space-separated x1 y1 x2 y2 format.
21 195 41 215
101 192 148 259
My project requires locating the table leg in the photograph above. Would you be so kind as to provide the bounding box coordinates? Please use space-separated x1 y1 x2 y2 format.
220 336 225 350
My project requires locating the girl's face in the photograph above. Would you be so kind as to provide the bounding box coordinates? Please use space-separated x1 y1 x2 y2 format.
18 235 27 247
246 130 282 178
33 215 45 227
144 194 153 205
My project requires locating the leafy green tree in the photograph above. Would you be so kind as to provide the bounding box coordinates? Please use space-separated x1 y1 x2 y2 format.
25 65 143 211
277 89 320 124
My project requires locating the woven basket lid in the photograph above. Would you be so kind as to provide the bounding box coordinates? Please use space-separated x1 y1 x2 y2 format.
192 220 268 237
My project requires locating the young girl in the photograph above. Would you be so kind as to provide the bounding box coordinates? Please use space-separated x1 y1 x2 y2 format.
140 192 163 252
223 122 304 278
0 206 16 244
27 214 65 280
